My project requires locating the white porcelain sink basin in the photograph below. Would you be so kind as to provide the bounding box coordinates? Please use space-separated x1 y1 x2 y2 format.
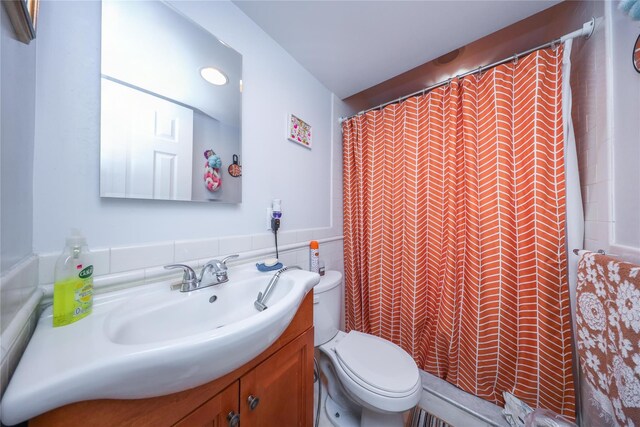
0 265 319 425
105 274 295 345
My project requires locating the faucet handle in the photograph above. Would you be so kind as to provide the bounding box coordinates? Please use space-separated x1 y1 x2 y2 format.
221 254 239 266
164 264 198 290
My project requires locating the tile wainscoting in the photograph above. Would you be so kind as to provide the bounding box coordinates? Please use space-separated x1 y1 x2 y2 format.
36 230 344 298
0 256 41 397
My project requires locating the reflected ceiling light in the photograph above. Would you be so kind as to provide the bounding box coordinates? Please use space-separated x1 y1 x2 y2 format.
200 67 228 86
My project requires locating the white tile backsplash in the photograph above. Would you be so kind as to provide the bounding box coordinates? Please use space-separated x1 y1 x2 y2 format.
174 238 219 263
277 231 298 246
145 264 189 283
1 285 24 337
37 252 57 286
33 230 344 303
296 229 314 243
219 235 253 255
296 248 310 268
110 242 175 273
278 251 298 267
91 248 111 277
1 257 38 335
0 259 40 399
312 228 335 240
37 248 110 285
94 269 145 289
251 233 275 251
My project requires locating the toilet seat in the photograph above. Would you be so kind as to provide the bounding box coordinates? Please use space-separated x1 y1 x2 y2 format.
334 331 420 398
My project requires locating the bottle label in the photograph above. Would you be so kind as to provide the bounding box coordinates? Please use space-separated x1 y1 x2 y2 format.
79 265 93 279
53 264 94 327
309 249 320 273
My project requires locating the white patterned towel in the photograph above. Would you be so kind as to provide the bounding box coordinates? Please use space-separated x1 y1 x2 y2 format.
576 251 640 427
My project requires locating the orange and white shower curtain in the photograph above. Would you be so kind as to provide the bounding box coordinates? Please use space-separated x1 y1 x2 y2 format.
342 46 575 416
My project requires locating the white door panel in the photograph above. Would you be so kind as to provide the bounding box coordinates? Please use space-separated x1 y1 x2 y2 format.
101 78 194 200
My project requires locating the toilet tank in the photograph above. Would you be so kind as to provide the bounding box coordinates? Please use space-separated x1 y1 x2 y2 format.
313 271 342 346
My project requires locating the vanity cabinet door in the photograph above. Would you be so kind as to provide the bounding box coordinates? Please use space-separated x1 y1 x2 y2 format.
173 382 239 427
240 328 314 427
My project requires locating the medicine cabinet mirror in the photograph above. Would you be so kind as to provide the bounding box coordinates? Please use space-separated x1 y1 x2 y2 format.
100 0 242 203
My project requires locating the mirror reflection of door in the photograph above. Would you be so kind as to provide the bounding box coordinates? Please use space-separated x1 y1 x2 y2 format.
100 0 242 203
101 79 193 200
634 35 640 73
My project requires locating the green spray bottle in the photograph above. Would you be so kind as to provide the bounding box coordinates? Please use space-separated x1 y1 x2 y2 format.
53 230 94 327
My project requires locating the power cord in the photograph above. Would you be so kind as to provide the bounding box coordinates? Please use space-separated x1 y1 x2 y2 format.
271 218 280 259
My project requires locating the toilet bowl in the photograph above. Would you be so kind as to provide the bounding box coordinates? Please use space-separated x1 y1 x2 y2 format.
313 271 421 427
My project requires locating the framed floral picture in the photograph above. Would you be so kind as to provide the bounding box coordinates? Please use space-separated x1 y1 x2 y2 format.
288 114 312 149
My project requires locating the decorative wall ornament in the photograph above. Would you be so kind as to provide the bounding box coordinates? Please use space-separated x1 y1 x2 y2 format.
228 154 241 177
287 114 312 149
204 150 222 192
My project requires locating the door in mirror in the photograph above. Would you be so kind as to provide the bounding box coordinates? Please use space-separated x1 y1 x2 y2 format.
100 1 242 203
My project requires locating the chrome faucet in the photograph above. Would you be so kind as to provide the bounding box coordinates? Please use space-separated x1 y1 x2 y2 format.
254 266 302 311
199 254 239 285
164 264 199 292
165 254 239 292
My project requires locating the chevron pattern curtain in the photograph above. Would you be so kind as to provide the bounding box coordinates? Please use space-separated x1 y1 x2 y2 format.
342 47 575 417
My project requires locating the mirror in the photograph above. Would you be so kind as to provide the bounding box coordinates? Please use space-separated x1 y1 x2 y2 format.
634 35 640 73
100 0 242 203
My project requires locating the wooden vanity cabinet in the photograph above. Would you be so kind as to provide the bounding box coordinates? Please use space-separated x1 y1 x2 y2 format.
173 382 239 427
30 292 314 427
239 327 313 427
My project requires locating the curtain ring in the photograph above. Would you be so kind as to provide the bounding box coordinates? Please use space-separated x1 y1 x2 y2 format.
446 77 453 87
476 66 483 79
512 54 518 65
551 40 559 51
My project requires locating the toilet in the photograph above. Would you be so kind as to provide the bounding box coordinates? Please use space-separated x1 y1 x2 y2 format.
314 271 422 427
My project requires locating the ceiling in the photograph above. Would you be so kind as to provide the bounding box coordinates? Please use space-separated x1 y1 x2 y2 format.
233 0 561 99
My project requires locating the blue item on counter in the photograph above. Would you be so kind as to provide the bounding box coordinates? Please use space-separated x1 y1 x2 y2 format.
256 262 283 272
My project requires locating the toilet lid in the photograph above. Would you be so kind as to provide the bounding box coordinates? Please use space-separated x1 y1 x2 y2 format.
334 331 419 395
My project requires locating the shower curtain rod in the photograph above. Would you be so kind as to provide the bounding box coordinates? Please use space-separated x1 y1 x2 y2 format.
338 18 595 124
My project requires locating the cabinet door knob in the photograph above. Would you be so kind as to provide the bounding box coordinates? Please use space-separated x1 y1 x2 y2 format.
227 411 240 427
247 394 260 411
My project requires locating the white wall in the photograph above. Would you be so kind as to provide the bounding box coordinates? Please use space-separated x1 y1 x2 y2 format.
578 3 640 263
1 6 36 273
0 4 40 400
33 0 334 253
572 4 611 255
609 3 640 259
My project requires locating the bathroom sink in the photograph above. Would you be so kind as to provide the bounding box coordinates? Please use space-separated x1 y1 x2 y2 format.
105 275 294 345
0 265 319 425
